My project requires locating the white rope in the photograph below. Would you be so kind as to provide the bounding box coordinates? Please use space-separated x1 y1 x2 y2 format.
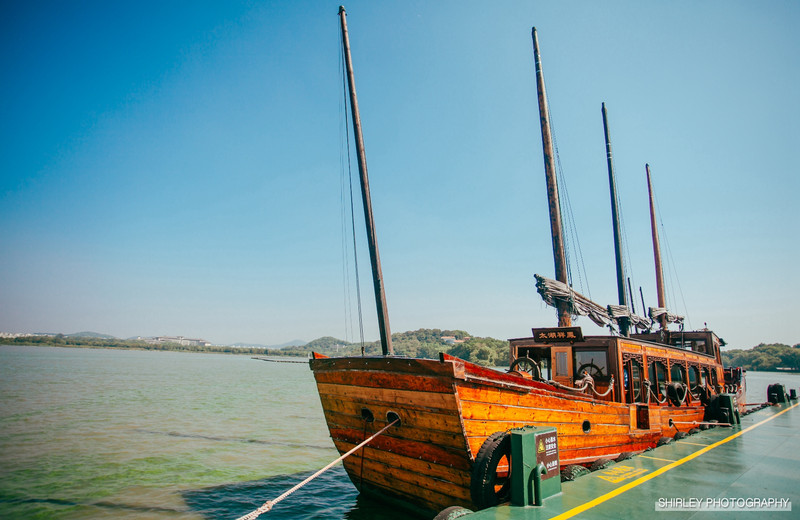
644 380 668 404
676 383 689 405
236 418 399 520
547 378 590 393
590 375 615 397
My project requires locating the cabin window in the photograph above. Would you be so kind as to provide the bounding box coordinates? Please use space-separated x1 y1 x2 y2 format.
648 361 668 399
700 367 709 388
689 366 701 397
625 359 644 403
671 337 707 355
555 351 569 377
691 339 707 354
670 363 686 384
519 347 551 380
539 354 551 380
574 350 608 379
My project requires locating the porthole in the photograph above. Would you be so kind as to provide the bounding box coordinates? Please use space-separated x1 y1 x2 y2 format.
360 408 374 423
582 420 591 433
386 411 401 427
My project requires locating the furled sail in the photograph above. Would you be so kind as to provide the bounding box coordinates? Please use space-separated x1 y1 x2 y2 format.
534 274 612 327
649 307 684 325
534 275 655 332
607 304 652 332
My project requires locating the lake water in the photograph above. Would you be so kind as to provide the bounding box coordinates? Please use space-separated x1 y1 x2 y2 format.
0 346 411 520
2 346 799 519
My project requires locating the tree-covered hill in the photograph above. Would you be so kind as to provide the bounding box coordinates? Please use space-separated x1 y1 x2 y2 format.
0 328 510 366
722 343 800 371
292 328 509 366
11 331 795 371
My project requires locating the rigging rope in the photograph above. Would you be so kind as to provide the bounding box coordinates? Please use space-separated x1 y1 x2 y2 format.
339 32 366 353
650 169 691 329
613 174 640 317
338 49 354 345
553 133 591 301
542 73 592 315
235 419 399 520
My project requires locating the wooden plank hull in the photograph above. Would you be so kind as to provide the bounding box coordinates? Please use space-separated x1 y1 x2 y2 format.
309 355 709 515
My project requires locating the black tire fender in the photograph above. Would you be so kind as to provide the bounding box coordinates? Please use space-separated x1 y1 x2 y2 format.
560 464 590 481
615 451 636 462
432 506 474 520
470 431 511 509
590 458 613 471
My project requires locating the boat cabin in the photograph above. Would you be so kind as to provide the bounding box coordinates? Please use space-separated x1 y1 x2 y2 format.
509 327 724 408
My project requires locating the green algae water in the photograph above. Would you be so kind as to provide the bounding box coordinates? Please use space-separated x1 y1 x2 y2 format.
3 345 799 519
0 345 408 519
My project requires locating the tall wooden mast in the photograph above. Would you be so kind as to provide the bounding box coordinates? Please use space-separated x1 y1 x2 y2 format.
646 163 667 331
532 27 571 327
339 6 393 355
601 103 629 336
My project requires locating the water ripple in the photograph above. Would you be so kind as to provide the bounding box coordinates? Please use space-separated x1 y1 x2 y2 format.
132 429 335 451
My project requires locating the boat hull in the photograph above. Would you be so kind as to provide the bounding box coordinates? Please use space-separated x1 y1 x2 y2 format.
309 354 707 515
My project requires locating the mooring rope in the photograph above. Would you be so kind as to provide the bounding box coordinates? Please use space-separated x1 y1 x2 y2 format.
235 418 399 520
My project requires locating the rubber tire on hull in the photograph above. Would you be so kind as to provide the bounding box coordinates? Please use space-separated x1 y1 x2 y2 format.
590 458 614 471
616 452 636 462
560 464 590 482
470 431 511 509
433 506 474 520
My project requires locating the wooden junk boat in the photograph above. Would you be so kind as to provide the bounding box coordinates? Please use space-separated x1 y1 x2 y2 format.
310 10 746 517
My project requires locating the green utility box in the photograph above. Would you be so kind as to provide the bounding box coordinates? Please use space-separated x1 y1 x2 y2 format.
509 426 561 507
718 394 741 425
768 384 788 404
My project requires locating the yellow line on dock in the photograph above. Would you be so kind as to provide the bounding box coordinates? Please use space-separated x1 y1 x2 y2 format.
550 402 800 520
637 455 676 462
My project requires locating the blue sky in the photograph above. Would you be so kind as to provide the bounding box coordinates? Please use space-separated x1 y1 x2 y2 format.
1 1 798 348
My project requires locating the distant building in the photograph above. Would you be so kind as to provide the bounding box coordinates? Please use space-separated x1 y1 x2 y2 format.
146 336 212 347
441 335 469 345
0 332 33 338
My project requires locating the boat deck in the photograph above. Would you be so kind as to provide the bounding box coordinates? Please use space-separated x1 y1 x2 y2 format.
462 400 799 519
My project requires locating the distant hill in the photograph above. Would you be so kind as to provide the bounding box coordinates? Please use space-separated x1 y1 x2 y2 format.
305 336 351 350
67 331 117 339
0 328 511 366
723 343 800 371
295 329 510 367
271 339 306 349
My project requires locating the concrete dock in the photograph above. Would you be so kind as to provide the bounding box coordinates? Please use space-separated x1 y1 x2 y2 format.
463 401 799 519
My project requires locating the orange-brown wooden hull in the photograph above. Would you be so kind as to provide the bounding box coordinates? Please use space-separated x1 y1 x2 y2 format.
309 354 708 515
